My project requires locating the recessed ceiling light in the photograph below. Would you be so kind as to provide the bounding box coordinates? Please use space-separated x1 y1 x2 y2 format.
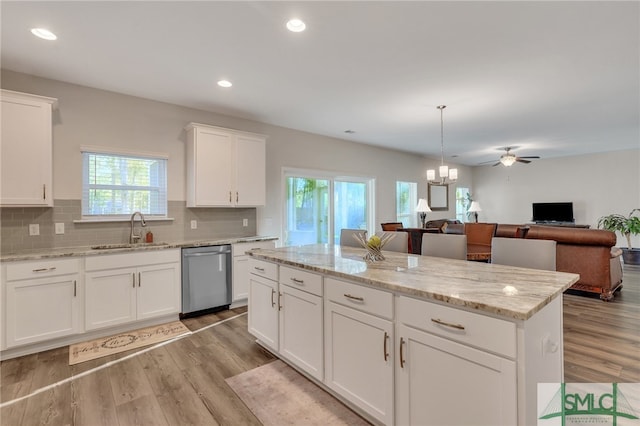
217 80 232 88
31 28 57 40
286 19 306 33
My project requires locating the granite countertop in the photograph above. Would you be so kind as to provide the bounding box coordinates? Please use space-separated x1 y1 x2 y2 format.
0 235 278 262
248 244 579 321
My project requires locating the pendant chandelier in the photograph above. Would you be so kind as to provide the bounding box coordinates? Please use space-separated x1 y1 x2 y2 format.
427 105 458 184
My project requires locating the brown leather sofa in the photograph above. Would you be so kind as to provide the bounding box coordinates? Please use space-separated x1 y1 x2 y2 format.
444 223 623 300
501 224 623 300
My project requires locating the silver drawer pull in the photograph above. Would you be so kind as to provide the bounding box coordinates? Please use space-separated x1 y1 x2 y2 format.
431 318 465 330
344 293 364 302
291 278 304 284
32 267 57 272
254 266 265 272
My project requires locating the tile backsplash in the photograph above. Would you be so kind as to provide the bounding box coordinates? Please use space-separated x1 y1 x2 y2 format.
0 200 257 253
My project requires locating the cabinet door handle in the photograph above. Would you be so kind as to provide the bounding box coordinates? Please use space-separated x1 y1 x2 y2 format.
271 288 276 307
383 331 389 361
43 184 46 200
291 277 304 285
73 280 77 297
254 266 265 272
138 272 141 287
229 191 232 203
431 318 465 330
33 267 56 272
278 292 282 311
399 337 405 368
236 191 239 203
132 272 136 288
343 293 364 302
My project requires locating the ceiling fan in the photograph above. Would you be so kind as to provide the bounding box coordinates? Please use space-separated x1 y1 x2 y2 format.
488 147 540 167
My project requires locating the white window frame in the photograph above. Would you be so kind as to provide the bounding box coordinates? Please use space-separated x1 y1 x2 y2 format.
396 181 418 228
81 146 168 220
282 167 376 246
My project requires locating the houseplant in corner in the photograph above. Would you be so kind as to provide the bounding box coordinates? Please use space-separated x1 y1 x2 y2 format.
597 208 640 265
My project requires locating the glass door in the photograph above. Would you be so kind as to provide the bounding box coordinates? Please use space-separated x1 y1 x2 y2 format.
285 176 329 246
334 180 369 244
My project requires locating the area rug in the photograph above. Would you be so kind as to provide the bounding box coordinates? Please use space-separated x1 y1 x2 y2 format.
226 360 370 426
69 321 190 365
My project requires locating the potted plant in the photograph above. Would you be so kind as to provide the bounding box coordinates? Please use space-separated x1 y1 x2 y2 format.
597 208 640 265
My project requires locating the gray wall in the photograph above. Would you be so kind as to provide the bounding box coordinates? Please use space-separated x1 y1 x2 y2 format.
471 149 640 248
1 70 463 251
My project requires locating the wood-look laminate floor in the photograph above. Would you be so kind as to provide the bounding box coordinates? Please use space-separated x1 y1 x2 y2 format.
1 267 638 426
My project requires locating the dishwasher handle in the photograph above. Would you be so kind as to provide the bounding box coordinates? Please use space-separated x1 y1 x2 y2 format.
183 250 231 257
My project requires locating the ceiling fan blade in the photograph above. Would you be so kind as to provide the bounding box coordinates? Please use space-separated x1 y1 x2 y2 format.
516 158 531 164
492 161 501 167
517 156 540 159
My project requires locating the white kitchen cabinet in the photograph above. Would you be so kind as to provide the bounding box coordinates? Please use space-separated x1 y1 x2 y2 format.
395 295 517 425
247 259 279 350
278 266 323 381
232 240 276 303
3 258 81 348
1 90 57 206
84 249 180 331
324 277 394 426
185 123 266 207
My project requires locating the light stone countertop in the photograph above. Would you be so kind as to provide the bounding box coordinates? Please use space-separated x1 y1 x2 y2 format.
248 243 580 321
0 235 278 262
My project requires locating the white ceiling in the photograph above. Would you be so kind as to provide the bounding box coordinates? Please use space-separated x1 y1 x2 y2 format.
2 1 638 166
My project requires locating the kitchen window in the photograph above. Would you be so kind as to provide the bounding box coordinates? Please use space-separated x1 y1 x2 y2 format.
396 181 417 228
81 148 168 218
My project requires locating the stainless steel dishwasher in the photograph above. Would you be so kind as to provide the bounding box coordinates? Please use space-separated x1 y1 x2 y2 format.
181 244 232 318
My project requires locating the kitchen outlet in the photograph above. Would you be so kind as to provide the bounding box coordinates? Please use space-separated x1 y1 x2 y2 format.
29 224 40 236
243 218 248 227
190 220 197 229
55 223 65 234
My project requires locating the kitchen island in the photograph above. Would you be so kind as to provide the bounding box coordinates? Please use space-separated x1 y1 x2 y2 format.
247 244 579 426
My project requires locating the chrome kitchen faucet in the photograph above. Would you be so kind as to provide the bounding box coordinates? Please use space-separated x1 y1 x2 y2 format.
129 211 147 244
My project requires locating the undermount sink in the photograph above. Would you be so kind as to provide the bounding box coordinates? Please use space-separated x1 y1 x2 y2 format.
90 242 170 250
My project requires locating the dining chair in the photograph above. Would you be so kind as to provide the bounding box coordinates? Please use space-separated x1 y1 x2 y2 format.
421 233 467 260
491 237 557 270
380 222 404 231
464 222 498 261
375 231 409 253
340 229 367 248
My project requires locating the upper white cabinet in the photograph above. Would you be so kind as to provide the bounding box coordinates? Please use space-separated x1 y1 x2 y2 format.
1 90 57 206
185 123 266 207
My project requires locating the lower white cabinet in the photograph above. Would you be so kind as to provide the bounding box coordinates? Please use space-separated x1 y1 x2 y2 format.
3 258 81 348
248 260 279 350
324 278 394 426
279 283 323 381
396 324 517 425
85 249 180 331
232 240 276 303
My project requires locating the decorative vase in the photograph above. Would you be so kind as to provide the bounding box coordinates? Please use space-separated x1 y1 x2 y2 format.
353 232 396 263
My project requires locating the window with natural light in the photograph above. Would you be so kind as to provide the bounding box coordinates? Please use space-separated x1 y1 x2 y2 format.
284 169 374 246
396 181 417 228
81 150 168 218
455 187 471 223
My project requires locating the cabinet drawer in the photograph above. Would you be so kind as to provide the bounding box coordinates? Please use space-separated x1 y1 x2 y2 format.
6 258 80 281
233 240 276 257
248 258 278 281
280 266 322 297
325 277 392 320
398 296 516 358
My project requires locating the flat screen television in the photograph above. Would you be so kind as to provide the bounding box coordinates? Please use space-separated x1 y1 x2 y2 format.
532 202 574 223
